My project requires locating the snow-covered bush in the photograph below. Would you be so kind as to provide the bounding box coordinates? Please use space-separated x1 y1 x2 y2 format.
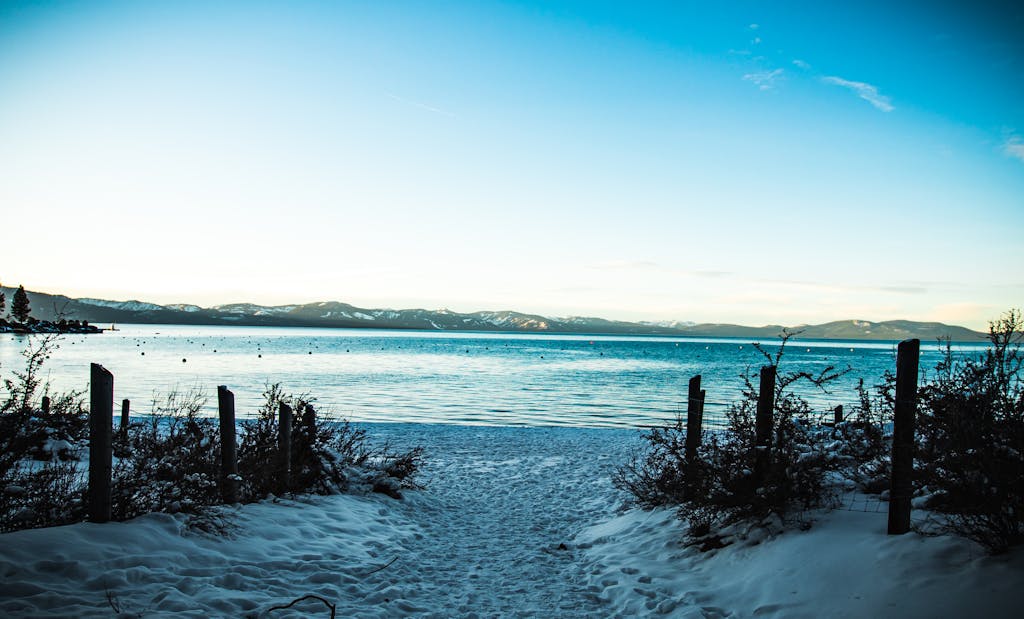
1 335 88 532
617 332 848 545
828 377 892 493
238 384 424 501
693 374 842 531
111 390 221 519
916 310 1024 554
613 413 708 509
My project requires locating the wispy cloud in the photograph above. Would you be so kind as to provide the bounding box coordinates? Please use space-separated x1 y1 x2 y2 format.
1003 135 1024 163
821 76 893 112
743 68 783 90
749 23 759 30
791 59 811 70
386 92 455 117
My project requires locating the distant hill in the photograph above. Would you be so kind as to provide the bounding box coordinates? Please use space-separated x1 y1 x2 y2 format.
1 286 987 342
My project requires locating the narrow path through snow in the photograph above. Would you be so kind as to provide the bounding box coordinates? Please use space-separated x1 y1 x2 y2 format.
360 425 637 617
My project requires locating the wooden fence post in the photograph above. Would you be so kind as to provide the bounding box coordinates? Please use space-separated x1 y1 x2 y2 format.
278 402 293 492
41 396 51 415
754 365 777 484
89 363 113 523
888 338 920 535
684 375 703 463
699 389 706 427
217 386 239 504
120 399 130 431
834 404 844 425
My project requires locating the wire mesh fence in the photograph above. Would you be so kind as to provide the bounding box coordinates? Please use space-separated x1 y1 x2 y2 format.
835 491 888 513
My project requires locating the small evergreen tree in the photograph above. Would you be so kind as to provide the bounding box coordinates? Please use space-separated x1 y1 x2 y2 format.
11 286 29 322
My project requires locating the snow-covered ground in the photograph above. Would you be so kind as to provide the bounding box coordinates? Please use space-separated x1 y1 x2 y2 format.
1 424 1021 617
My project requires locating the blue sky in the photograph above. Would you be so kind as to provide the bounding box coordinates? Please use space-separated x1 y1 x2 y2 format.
1 1 1022 329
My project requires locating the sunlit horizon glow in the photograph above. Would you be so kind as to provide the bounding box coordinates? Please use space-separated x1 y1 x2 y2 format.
2 1 1022 331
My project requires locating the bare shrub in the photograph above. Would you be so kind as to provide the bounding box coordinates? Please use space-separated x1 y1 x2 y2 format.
612 413 708 508
916 310 1024 554
1 334 88 531
111 389 221 519
617 330 848 543
832 377 893 493
238 384 424 501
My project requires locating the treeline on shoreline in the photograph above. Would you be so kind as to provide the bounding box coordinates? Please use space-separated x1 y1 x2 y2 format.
0 282 100 334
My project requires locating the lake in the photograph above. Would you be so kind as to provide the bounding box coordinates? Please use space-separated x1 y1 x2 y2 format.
0 324 986 428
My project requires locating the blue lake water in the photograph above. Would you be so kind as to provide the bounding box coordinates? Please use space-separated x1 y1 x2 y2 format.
0 324 987 428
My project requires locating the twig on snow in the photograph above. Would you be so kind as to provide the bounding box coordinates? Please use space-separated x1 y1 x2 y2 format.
361 555 399 576
266 594 336 618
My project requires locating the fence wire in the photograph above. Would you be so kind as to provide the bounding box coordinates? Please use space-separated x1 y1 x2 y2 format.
835 491 888 513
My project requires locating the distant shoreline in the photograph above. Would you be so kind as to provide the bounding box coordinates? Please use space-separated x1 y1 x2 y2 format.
28 321 991 346
0 318 100 335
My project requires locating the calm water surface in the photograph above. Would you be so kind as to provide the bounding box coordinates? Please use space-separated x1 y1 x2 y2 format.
0 325 986 428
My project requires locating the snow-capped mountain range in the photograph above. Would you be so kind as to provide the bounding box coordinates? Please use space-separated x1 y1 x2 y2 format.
2 287 986 341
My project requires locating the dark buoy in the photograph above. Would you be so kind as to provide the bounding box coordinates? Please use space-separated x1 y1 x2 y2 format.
182 358 187 363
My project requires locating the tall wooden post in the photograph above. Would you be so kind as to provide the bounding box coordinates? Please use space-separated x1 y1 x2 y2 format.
218 386 239 503
699 389 706 432
278 402 293 492
684 375 703 462
89 364 113 523
120 399 130 431
834 404 844 425
888 338 920 535
41 396 51 415
754 365 777 484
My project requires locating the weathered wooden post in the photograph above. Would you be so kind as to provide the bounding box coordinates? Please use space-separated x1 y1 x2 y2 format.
684 375 703 463
888 338 920 535
278 402 293 492
699 389 706 425
41 396 51 415
89 363 114 523
754 365 777 484
120 399 130 431
217 386 239 503
834 404 844 425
